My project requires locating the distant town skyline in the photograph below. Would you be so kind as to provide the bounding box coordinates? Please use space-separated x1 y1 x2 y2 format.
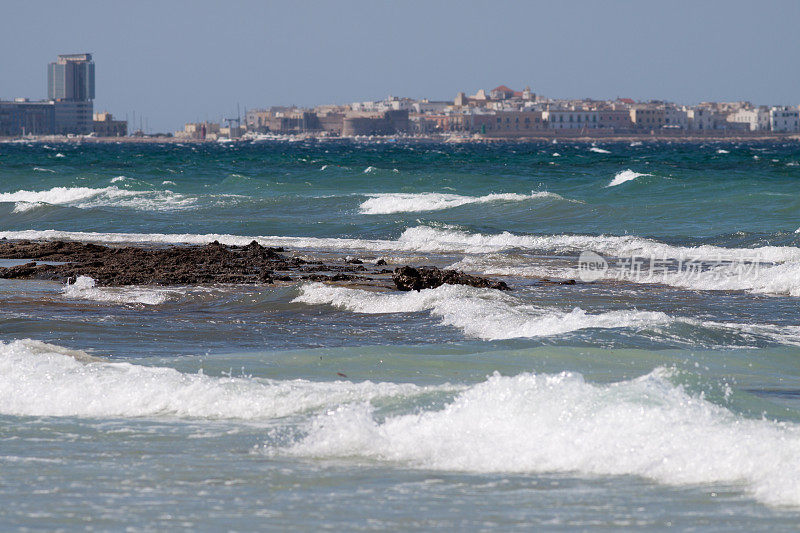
2 0 799 133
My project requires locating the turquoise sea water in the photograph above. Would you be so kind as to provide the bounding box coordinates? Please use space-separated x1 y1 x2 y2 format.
1 140 800 530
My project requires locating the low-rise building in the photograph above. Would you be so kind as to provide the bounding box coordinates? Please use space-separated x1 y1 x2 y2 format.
770 106 800 132
597 108 634 130
543 109 599 130
0 99 55 136
92 111 127 137
727 107 770 131
685 107 715 131
663 107 688 129
342 110 409 136
176 121 220 140
479 110 547 135
630 106 665 130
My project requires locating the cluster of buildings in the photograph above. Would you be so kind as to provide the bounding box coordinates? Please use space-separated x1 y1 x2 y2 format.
178 85 800 140
3 61 798 141
0 53 127 137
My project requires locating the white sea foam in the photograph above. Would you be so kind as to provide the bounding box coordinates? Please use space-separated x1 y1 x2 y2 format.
363 166 377 173
283 368 800 507
639 261 800 297
3 227 800 265
717 149 730 154
110 176 126 183
32 167 56 173
63 276 172 305
589 146 611 154
55 153 65 158
359 191 566 214
453 252 800 298
0 186 193 211
0 339 446 419
11 202 46 214
293 282 673 340
607 169 650 187
396 226 800 263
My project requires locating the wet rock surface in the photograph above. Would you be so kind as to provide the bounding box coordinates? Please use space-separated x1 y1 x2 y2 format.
0 240 512 291
392 265 510 292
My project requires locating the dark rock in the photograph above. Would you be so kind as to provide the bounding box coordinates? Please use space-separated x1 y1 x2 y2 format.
375 259 387 266
538 278 577 285
392 266 509 292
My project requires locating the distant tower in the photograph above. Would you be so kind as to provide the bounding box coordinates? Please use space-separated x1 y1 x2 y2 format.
47 53 95 135
48 53 95 101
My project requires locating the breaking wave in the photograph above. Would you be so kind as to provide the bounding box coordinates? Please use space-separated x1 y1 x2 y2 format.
0 186 194 211
63 276 172 305
282 368 800 507
11 202 47 214
607 169 650 187
293 282 800 345
452 254 800 298
359 191 568 214
2 226 799 265
293 282 674 340
0 339 447 419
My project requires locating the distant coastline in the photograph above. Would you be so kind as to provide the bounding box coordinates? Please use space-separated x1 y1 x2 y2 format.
2 131 800 145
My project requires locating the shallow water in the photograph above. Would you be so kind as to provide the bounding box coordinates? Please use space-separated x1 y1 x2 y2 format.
1 140 800 530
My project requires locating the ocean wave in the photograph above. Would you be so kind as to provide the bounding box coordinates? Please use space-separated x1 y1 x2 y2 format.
359 191 568 214
0 339 448 419
11 202 47 214
282 368 800 507
396 226 800 262
293 282 674 340
589 146 611 154
3 227 799 265
294 281 800 345
607 169 650 187
63 276 172 305
451 254 800 297
0 186 194 211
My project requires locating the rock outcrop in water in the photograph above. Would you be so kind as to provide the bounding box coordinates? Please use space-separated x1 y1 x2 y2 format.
0 239 511 292
392 265 509 291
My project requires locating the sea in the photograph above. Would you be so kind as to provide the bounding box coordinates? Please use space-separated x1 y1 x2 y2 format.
1 139 800 530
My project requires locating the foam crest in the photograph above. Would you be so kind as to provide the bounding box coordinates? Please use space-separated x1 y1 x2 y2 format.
0 186 193 211
359 191 566 214
451 255 800 297
397 226 800 262
11 202 46 213
293 283 673 340
2 227 799 264
63 276 171 305
607 169 650 187
284 369 800 507
589 146 611 154
0 339 441 419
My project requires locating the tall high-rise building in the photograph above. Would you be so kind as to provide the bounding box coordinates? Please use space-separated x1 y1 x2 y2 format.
47 53 95 102
46 53 95 134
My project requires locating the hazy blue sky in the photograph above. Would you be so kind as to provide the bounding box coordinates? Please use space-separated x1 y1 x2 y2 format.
2 0 798 132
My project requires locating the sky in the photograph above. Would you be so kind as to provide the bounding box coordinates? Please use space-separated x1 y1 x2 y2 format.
1 0 798 133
